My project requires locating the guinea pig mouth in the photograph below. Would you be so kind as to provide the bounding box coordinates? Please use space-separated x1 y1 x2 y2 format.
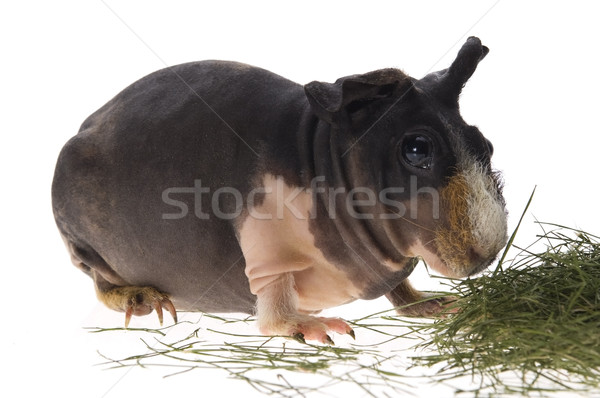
459 247 500 277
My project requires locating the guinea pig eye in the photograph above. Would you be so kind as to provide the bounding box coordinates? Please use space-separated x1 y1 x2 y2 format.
400 135 433 169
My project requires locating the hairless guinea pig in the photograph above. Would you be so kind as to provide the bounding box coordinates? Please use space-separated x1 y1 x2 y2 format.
52 37 507 344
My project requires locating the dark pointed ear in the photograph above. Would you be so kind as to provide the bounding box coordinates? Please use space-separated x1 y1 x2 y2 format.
445 36 489 94
304 69 409 123
421 36 489 105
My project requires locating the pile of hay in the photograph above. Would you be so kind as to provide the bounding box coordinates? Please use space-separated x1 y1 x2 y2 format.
410 223 600 396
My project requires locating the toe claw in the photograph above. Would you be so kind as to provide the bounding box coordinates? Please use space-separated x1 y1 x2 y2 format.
153 301 164 326
125 307 133 328
324 335 334 345
162 298 178 324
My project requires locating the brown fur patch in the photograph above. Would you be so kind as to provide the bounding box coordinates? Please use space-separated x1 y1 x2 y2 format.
435 174 475 275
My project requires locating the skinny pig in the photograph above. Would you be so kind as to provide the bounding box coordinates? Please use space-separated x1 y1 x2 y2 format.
52 37 507 343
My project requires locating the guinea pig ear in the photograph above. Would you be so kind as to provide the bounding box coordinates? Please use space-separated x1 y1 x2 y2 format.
422 36 489 105
305 69 408 123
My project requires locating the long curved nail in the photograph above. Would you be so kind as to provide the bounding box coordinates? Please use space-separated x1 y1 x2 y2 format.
124 307 133 328
153 302 164 326
324 335 334 345
162 298 178 323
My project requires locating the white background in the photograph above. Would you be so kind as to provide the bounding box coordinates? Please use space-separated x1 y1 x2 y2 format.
2 1 600 397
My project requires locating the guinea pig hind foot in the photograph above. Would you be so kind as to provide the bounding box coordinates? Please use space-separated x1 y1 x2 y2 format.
94 278 178 327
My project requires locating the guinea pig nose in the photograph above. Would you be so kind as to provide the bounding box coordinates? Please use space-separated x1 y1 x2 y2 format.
485 138 494 156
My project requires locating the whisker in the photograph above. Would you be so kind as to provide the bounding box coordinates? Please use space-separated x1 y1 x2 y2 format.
422 237 438 248
382 209 437 234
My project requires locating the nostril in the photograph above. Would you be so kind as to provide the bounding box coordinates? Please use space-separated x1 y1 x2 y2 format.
485 138 494 156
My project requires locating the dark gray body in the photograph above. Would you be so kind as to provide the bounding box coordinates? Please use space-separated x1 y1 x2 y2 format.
53 61 315 312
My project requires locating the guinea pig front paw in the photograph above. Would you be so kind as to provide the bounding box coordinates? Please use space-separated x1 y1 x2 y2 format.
260 315 354 345
293 316 355 344
396 295 458 318
97 285 178 327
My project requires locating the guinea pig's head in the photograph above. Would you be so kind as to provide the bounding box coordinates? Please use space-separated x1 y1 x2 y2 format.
305 37 507 278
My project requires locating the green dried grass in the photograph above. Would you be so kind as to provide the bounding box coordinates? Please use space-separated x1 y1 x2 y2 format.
408 222 600 396
91 318 414 397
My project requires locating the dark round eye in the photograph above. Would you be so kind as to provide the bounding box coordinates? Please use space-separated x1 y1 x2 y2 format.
401 135 433 169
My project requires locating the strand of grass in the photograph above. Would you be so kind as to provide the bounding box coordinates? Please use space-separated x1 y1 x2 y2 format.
494 185 536 275
199 312 256 324
85 325 170 336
